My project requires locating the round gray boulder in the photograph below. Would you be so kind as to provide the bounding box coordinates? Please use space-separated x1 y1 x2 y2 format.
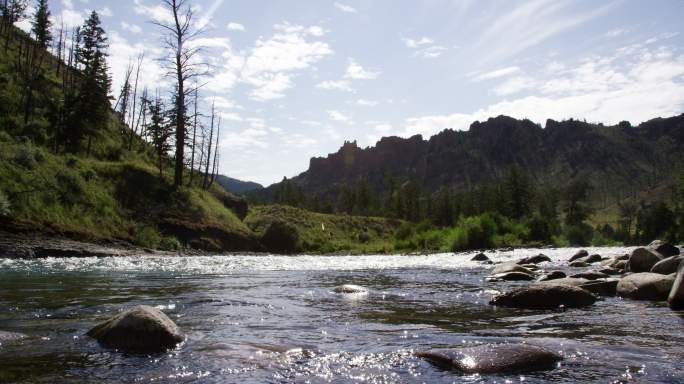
488 272 535 281
569 250 589 262
580 279 619 296
650 256 683 275
627 247 664 273
417 343 562 374
537 271 566 282
471 252 490 262
491 262 534 276
571 271 609 280
538 277 589 287
517 254 551 265
668 259 684 310
648 240 680 258
87 305 184 353
489 285 596 309
569 261 590 268
616 273 676 301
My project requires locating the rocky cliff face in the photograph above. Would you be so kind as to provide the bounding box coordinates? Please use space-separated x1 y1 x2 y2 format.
257 114 684 201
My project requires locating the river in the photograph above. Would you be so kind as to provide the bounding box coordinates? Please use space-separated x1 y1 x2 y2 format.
1 247 683 383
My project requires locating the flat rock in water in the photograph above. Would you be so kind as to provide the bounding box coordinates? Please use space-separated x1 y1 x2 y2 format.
569 261 590 268
539 277 589 287
617 273 676 301
627 248 664 273
517 254 551 265
491 263 534 276
580 279 619 296
598 267 621 275
571 271 609 280
333 284 368 294
488 272 535 281
471 253 490 262
650 256 683 275
87 305 184 353
417 343 562 374
648 240 680 258
490 285 596 309
569 250 589 262
576 254 603 264
537 271 566 282
668 259 684 309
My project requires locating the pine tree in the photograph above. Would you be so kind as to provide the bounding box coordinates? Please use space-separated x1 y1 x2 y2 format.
1 0 27 26
31 0 51 48
147 96 172 178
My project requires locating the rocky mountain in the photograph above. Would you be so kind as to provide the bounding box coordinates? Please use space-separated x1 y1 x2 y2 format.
215 175 264 195
255 114 684 204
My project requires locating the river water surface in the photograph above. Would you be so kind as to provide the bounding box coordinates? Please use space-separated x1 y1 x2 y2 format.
1 247 683 383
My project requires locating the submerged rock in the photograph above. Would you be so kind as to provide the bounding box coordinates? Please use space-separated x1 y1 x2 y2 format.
537 271 566 282
332 284 368 294
0 330 27 343
538 277 589 287
490 285 596 309
517 254 551 265
246 342 319 356
569 261 590 268
417 343 562 374
616 273 676 301
648 240 680 258
650 256 683 275
668 259 684 310
471 253 490 262
569 250 589 262
627 248 664 273
87 305 184 353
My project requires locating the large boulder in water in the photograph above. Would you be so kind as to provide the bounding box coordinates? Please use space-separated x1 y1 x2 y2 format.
627 247 664 273
489 285 596 309
648 240 680 258
488 272 535 281
616 273 676 301
471 253 490 262
517 254 551 265
668 259 684 310
651 256 683 275
538 277 589 287
87 305 184 352
417 343 562 374
537 271 566 282
580 279 619 296
569 250 589 262
571 271 609 280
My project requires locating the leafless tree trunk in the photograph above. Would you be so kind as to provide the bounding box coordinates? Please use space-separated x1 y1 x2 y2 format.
203 101 215 189
188 86 199 186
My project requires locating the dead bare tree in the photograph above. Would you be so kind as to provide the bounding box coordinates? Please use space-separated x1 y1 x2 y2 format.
202 100 215 190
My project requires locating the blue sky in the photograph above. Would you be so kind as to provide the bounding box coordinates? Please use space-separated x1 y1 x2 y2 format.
18 0 684 185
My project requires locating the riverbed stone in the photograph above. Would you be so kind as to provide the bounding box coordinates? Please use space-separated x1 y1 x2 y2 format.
490 284 596 309
488 272 535 281
471 253 490 262
580 279 619 296
627 248 664 273
571 271 610 280
537 271 566 282
517 254 551 265
649 240 680 258
491 262 534 276
650 256 683 275
569 261 590 268
539 277 589 287
417 343 562 374
333 284 368 294
87 305 184 353
569 250 589 262
598 267 621 275
616 272 676 301
668 259 684 309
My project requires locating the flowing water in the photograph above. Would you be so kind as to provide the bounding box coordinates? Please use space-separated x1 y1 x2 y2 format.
1 247 683 383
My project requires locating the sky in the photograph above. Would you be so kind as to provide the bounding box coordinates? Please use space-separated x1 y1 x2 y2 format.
16 0 684 186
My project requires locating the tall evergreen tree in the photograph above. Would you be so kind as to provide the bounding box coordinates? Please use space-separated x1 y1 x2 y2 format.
31 0 51 47
1 0 27 26
147 96 172 178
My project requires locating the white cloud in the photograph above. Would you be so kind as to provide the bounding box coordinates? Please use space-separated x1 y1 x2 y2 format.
403 36 447 59
328 110 350 122
133 0 174 24
334 2 357 13
344 59 380 80
227 22 245 31
356 99 378 106
418 45 447 59
401 45 684 138
99 7 113 17
121 22 142 34
197 0 225 30
316 80 353 92
212 96 241 110
494 76 536 96
472 66 521 81
402 37 433 48
59 8 85 27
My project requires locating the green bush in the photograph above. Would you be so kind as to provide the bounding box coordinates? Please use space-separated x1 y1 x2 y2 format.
394 222 415 241
0 130 12 142
14 145 37 169
565 223 594 246
0 190 11 216
55 170 86 206
131 225 162 248
261 220 301 254
160 236 182 251
450 214 498 251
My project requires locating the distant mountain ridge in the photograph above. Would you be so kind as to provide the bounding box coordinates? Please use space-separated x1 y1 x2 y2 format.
215 175 264 195
254 114 684 205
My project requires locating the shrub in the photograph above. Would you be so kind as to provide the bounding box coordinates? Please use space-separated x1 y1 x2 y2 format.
0 130 12 142
81 168 97 181
0 190 10 216
358 230 371 243
261 220 301 254
160 236 182 251
564 223 594 246
14 146 36 169
131 225 162 248
55 170 86 206
450 214 498 251
33 147 46 162
66 155 79 168
394 222 415 241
